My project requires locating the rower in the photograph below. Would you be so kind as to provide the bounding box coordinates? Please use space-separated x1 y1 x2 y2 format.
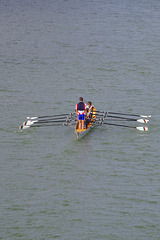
76 97 87 129
86 101 94 119
85 101 95 127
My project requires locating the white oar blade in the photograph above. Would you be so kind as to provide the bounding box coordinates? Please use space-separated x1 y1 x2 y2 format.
19 125 30 130
140 115 151 118
27 116 38 120
136 126 148 131
137 119 149 124
24 120 37 126
23 125 31 130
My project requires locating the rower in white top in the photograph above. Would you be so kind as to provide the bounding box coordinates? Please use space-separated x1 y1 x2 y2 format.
86 101 95 119
85 101 95 127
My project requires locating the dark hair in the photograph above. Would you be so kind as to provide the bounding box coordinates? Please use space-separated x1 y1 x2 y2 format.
88 101 92 105
79 97 83 101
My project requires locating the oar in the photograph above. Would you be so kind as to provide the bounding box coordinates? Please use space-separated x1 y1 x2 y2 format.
27 116 76 123
96 111 151 118
19 123 65 130
104 115 149 123
32 116 73 121
19 121 77 130
23 118 76 127
101 122 148 131
27 113 75 120
94 114 149 123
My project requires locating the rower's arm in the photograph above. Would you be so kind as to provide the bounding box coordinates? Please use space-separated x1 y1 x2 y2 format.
85 108 87 119
76 109 78 120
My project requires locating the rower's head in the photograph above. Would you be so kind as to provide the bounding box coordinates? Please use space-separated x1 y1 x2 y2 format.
88 101 92 107
79 97 83 102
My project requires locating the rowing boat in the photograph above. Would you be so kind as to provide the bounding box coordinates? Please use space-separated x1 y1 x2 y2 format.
75 107 97 140
19 109 150 136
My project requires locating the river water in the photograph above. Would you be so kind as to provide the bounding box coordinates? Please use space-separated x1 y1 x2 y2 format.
0 0 160 239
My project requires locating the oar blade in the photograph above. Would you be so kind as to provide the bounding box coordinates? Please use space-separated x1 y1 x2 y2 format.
136 126 148 131
140 115 151 118
26 120 37 126
96 111 151 119
27 116 38 120
137 119 149 124
19 125 31 130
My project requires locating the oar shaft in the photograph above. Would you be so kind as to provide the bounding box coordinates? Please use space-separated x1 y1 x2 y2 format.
35 117 76 123
37 116 72 121
24 119 76 126
105 115 143 121
27 113 75 120
109 112 141 117
20 121 77 130
36 120 69 123
101 122 148 131
96 111 151 118
102 122 135 128
108 112 151 118
94 114 149 123
30 123 64 127
101 115 136 120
